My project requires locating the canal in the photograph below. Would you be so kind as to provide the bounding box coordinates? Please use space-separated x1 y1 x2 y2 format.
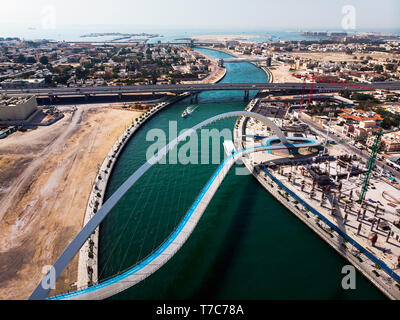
98 48 385 299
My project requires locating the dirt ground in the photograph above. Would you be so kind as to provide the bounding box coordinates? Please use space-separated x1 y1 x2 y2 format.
269 50 400 83
0 105 142 299
269 63 303 83
288 51 400 63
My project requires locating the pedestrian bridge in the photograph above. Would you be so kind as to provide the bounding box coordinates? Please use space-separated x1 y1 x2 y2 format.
29 111 320 300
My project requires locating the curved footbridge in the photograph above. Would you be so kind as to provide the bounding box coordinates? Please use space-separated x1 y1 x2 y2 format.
29 111 320 300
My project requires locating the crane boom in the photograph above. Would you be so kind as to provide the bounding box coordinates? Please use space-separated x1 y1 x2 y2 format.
359 129 383 203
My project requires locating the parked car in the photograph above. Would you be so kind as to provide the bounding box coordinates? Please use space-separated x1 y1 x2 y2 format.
378 220 390 231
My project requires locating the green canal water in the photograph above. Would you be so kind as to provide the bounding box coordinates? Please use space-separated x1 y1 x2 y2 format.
98 48 385 299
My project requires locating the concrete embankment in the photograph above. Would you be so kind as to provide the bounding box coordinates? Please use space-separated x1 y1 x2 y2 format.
193 49 227 84
261 66 273 83
199 46 272 84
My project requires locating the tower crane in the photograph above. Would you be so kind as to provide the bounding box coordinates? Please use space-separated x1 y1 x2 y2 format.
291 73 376 118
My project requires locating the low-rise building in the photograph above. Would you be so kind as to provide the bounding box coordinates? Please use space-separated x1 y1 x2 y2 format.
0 95 37 121
338 108 383 125
380 132 400 152
1 78 45 89
359 120 377 129
383 104 400 115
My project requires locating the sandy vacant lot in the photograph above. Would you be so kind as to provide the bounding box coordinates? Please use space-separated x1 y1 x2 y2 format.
269 63 303 83
0 105 141 299
270 51 400 83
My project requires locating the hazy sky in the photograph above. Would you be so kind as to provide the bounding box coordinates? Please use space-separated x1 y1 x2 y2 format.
1 0 399 31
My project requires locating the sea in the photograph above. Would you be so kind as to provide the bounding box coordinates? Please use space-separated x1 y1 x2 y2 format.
1 25 399 43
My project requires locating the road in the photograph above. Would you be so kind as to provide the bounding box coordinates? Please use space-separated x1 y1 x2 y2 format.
1 81 400 98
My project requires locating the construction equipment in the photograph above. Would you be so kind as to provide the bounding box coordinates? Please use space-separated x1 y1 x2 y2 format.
291 73 377 117
359 128 383 203
291 73 391 203
358 125 399 203
299 77 306 115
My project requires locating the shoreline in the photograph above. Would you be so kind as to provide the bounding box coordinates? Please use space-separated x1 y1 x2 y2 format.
199 46 272 83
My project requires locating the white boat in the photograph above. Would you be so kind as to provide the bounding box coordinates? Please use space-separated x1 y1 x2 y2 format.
223 140 236 157
181 105 198 118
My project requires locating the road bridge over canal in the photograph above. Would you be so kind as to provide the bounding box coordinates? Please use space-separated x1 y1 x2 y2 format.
2 82 399 102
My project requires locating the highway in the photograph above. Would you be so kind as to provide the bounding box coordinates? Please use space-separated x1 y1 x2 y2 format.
2 81 400 98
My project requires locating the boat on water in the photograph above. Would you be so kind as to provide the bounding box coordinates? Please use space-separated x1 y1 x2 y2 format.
181 105 198 118
181 109 190 118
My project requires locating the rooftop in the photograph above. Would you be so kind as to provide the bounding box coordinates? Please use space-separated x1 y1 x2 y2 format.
383 132 400 143
0 95 33 107
1 78 44 84
339 108 383 122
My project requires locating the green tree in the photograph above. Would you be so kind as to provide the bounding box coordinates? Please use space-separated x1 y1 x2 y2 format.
374 64 383 73
16 54 26 63
340 89 351 99
386 63 397 72
345 48 353 55
26 56 36 64
39 56 49 65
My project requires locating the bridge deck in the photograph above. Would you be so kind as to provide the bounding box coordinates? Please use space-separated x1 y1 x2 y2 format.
2 82 399 98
